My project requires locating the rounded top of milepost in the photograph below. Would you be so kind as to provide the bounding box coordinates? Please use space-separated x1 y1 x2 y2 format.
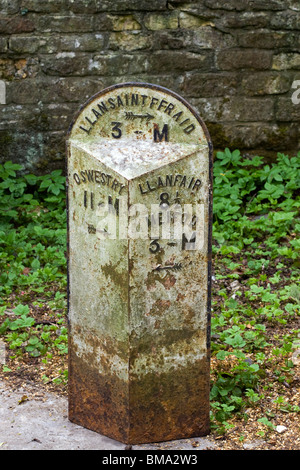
67 82 212 150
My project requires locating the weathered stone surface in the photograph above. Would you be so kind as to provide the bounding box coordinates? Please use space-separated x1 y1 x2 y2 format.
67 83 212 444
91 53 149 76
183 26 236 51
37 15 94 33
208 122 299 151
0 0 21 14
0 57 38 80
9 35 40 54
108 32 152 51
204 0 287 10
0 15 35 34
19 0 66 13
276 97 300 121
108 14 142 31
144 12 179 30
191 96 274 122
94 13 142 32
217 49 273 70
241 72 292 95
0 38 8 53
238 30 295 49
179 12 210 29
148 50 214 73
272 53 300 70
0 128 65 172
270 10 300 30
181 72 238 97
38 34 105 53
150 30 187 50
6 79 39 103
215 11 270 29
91 0 168 12
40 53 92 76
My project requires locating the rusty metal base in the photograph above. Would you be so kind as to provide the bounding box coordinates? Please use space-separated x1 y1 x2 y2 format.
68 343 210 445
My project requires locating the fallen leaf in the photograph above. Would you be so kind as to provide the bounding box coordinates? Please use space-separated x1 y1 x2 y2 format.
18 395 28 405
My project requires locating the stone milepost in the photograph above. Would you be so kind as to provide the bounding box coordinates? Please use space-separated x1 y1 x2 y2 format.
66 82 213 445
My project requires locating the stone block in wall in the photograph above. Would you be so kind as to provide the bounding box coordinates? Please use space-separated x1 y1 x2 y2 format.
0 103 41 132
41 51 156 79
238 30 295 49
6 79 39 104
192 97 274 123
95 13 142 31
223 97 274 122
150 27 227 53
18 1 167 14
179 12 211 29
217 49 273 71
0 59 17 80
204 0 288 10
181 72 238 97
144 11 179 30
208 122 299 152
40 53 92 76
90 53 149 76
0 0 21 14
36 77 106 104
148 50 214 73
241 72 292 96
37 34 105 54
270 10 300 30
37 14 94 33
108 31 152 51
204 0 250 11
214 12 270 30
93 0 168 12
273 53 300 70
0 38 8 53
9 36 40 54
0 57 38 80
178 26 236 52
276 96 300 121
148 30 186 51
19 0 66 13
0 15 35 34
0 129 65 172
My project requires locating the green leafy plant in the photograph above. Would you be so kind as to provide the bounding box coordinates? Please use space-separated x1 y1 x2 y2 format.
0 163 67 363
211 149 300 432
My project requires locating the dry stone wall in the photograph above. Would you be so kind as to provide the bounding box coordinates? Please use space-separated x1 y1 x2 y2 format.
0 0 299 172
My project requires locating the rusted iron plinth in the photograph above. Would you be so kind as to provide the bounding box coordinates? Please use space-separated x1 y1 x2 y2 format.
69 333 210 444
